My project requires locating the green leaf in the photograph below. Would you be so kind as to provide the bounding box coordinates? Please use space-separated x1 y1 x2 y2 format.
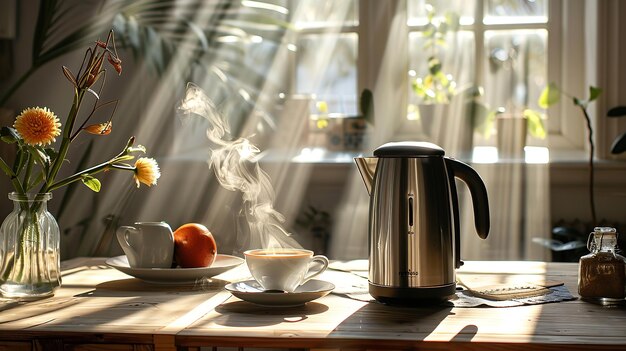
523 109 546 139
477 110 498 138
13 147 27 175
573 97 586 107
81 175 101 192
28 145 51 180
538 83 560 109
27 172 45 192
607 106 626 117
29 146 50 165
359 89 374 125
428 57 442 75
0 127 19 144
44 147 57 160
589 86 602 101
611 133 626 154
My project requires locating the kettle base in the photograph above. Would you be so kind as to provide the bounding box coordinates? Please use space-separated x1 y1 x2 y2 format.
369 282 456 304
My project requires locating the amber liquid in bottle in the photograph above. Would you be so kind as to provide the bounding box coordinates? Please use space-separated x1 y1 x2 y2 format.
578 227 626 305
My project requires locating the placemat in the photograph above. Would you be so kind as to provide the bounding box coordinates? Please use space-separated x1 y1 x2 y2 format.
324 267 576 308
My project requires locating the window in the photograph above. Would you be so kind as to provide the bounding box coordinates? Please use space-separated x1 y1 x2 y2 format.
289 0 587 155
402 0 551 151
287 0 361 151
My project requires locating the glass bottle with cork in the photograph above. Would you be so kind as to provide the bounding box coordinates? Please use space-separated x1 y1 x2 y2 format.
578 227 626 305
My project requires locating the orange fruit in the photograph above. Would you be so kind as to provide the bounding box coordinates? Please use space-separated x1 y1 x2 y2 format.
173 223 217 268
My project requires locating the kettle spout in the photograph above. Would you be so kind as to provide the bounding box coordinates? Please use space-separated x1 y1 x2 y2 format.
354 157 378 196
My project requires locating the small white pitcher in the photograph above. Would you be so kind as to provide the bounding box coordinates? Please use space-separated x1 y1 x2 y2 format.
116 222 174 268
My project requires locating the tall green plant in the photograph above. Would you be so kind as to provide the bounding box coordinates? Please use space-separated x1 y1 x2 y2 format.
540 83 602 224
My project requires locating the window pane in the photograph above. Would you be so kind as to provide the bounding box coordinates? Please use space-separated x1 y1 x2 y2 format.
407 0 476 26
484 0 548 24
289 0 358 28
483 29 548 115
296 33 358 116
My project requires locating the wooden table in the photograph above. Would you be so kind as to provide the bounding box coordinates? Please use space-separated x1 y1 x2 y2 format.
0 258 624 351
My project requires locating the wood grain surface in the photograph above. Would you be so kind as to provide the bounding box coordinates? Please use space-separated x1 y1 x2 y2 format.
0 258 624 351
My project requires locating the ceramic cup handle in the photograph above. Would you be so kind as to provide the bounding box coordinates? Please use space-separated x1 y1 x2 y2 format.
116 226 139 265
303 255 329 284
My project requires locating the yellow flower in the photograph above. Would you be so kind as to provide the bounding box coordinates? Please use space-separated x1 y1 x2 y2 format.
133 157 160 188
14 107 61 146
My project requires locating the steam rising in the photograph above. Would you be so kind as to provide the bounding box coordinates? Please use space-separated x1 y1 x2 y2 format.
178 83 300 250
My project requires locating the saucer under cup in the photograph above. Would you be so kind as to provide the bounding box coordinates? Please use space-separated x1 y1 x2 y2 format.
244 249 329 292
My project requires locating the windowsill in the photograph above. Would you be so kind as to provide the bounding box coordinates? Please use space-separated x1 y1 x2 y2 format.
261 146 626 167
165 146 626 172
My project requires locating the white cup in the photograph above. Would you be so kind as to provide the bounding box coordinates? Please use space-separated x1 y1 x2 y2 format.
244 248 329 292
116 222 174 268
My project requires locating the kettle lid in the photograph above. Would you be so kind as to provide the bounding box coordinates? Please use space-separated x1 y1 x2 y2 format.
374 141 445 157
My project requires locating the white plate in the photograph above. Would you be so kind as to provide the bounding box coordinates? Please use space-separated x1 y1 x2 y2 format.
106 255 244 284
225 279 335 307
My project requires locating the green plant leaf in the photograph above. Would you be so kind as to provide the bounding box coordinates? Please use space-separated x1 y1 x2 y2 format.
538 83 560 109
27 145 51 181
81 175 101 192
44 147 57 160
479 110 498 138
28 146 50 166
607 106 626 117
573 97 586 107
611 133 626 154
589 86 602 101
428 57 442 75
359 89 374 125
13 147 27 175
0 127 19 144
524 109 546 139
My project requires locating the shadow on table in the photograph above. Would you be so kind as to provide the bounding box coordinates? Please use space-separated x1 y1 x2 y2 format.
213 301 329 327
327 302 462 345
74 277 230 298
450 324 479 342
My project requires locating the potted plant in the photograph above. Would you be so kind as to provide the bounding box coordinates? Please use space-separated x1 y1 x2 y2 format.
539 83 602 223
464 86 546 157
533 84 626 261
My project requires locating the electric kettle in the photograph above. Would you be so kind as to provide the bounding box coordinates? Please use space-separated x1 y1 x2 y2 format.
355 141 490 303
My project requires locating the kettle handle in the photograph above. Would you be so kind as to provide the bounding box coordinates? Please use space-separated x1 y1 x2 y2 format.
445 158 490 267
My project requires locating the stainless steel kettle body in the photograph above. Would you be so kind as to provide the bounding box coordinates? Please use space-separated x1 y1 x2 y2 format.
355 141 490 303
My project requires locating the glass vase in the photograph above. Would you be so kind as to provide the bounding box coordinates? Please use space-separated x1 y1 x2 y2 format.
0 192 61 299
